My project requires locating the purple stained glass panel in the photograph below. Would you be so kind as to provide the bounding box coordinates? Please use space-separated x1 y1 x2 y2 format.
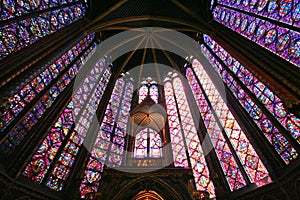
200 39 298 163
0 4 86 60
0 39 96 155
213 6 300 67
216 0 300 27
164 75 216 197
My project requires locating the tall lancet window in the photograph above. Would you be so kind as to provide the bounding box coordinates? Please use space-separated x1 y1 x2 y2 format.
79 73 133 198
201 35 300 164
212 0 300 66
22 58 112 191
164 72 215 197
0 0 87 60
186 58 271 191
0 34 96 155
134 128 162 158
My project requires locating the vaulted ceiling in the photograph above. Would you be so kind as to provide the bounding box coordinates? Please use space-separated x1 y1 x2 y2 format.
82 0 213 80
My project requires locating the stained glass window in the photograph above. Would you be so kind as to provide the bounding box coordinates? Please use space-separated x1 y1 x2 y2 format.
215 0 299 28
79 74 133 198
1 0 82 21
212 1 300 66
186 59 271 190
46 66 112 191
0 37 96 155
0 34 94 132
201 34 299 163
149 84 159 103
79 156 103 198
23 101 74 183
0 2 86 60
164 80 188 168
23 55 110 190
164 73 215 197
22 57 112 191
138 80 159 104
108 76 133 167
138 85 148 103
134 128 162 158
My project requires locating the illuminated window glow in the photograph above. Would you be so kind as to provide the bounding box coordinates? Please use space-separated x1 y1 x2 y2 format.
79 75 133 198
0 3 86 60
201 35 299 163
134 128 162 158
164 74 215 197
186 60 271 190
212 5 300 66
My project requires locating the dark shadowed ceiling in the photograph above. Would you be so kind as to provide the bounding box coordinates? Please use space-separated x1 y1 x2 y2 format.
82 0 213 80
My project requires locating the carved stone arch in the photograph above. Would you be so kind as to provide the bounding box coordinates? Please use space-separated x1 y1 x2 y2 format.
97 168 194 200
103 176 191 200
111 176 188 200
